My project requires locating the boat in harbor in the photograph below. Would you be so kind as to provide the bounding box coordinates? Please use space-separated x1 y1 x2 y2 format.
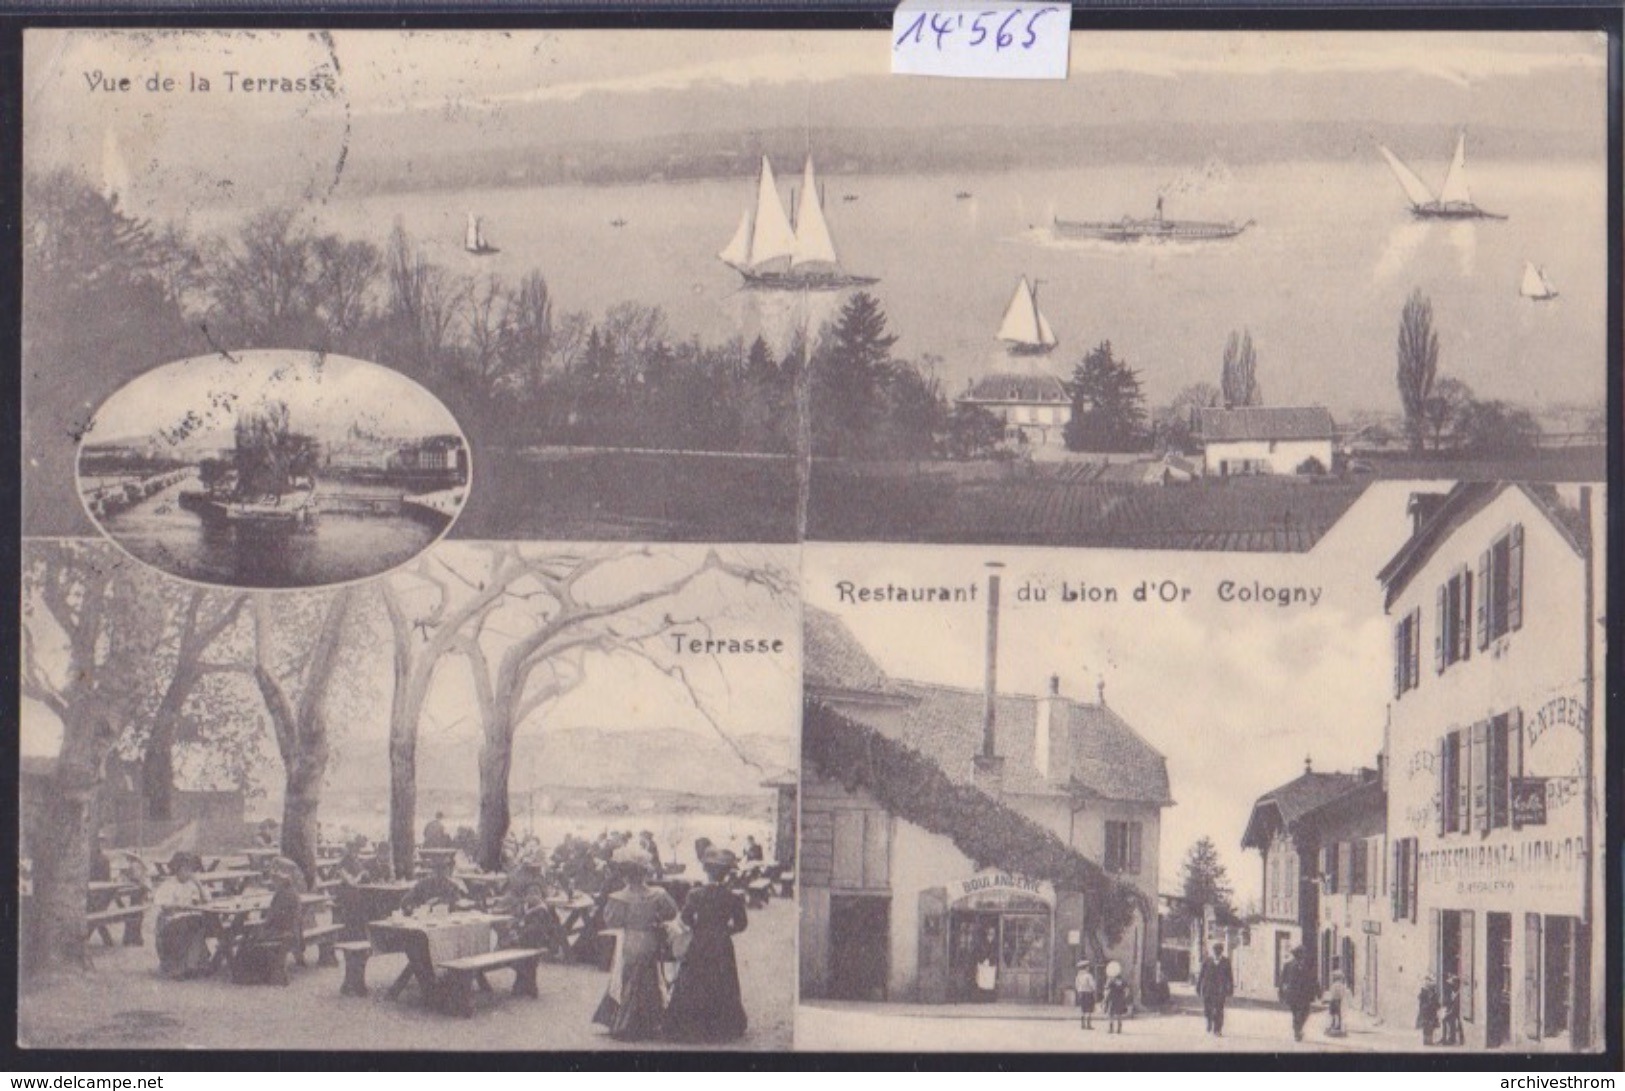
718 155 878 290
1520 261 1558 301
1377 133 1506 221
464 212 500 255
1053 196 1252 242
179 485 319 532
997 276 1058 356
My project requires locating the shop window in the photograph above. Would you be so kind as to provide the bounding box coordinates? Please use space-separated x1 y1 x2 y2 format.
1105 821 1142 875
1477 525 1524 647
1435 567 1473 672
1394 608 1421 697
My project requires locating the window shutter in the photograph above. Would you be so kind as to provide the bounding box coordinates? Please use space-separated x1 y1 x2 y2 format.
1128 823 1143 874
1461 911 1476 1022
1393 622 1405 697
1408 841 1419 923
1508 524 1524 632
1476 550 1491 649
1435 584 1447 672
1523 913 1543 1041
1456 730 1472 834
1443 734 1456 838
1460 568 1474 662
1489 716 1510 830
1391 841 1402 921
1470 721 1490 833
1338 842 1353 895
1429 909 1441 985
1511 706 1526 829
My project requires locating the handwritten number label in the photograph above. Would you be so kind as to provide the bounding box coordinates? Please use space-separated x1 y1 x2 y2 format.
892 1 1070 78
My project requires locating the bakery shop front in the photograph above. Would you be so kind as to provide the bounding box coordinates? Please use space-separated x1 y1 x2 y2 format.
940 873 1057 1003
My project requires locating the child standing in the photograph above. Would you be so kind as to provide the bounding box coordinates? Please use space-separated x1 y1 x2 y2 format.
1104 967 1130 1034
1074 961 1098 1030
1326 970 1348 1036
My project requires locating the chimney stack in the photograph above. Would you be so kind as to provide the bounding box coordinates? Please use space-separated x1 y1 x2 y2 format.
974 562 1007 797
1036 675 1066 781
1096 676 1106 706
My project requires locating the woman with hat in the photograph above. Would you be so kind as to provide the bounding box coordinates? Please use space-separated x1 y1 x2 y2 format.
664 847 750 1043
153 852 212 979
591 843 679 1042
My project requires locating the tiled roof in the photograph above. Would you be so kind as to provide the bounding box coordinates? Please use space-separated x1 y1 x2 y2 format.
803 605 907 698
1240 770 1371 849
1198 406 1336 442
1377 482 1588 608
877 682 1172 805
960 373 1069 404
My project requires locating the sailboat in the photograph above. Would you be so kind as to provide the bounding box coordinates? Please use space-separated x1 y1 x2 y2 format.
996 277 1058 356
1376 133 1506 221
1519 261 1558 301
719 155 878 290
464 213 499 255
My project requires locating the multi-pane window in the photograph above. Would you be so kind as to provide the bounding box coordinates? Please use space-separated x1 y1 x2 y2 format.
1478 525 1525 647
1393 608 1422 697
1436 567 1473 672
1391 837 1419 921
1104 820 1142 875
1438 712 1523 836
1350 839 1369 895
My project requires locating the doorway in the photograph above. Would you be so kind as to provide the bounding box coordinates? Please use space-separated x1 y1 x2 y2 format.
1363 933 1380 1015
1542 916 1574 1041
1486 912 1512 1048
947 904 1053 1003
829 894 890 1001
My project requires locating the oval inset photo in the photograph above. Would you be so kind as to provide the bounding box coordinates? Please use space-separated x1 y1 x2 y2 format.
78 350 470 589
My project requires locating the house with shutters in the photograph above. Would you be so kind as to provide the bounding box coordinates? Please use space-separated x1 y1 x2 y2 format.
956 374 1072 450
1196 406 1336 476
1378 481 1603 1052
798 597 1172 1008
1235 762 1384 1004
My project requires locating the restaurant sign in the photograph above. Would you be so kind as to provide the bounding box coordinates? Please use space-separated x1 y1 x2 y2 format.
948 871 1056 906
1511 778 1548 827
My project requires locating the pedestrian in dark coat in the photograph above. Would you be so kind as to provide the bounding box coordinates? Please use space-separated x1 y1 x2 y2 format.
1103 968 1131 1034
1278 946 1316 1042
1417 975 1441 1046
1196 943 1235 1036
1440 974 1463 1045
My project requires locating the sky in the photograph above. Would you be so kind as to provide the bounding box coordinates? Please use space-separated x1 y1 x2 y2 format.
805 481 1430 898
84 350 459 449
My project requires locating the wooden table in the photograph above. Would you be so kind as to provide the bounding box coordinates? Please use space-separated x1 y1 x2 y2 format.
543 894 600 963
87 881 144 912
454 872 507 903
196 869 264 897
198 892 331 976
368 910 510 1003
335 881 415 941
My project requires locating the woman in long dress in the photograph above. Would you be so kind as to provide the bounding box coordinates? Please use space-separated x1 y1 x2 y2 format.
664 848 749 1043
153 852 212 979
591 844 678 1042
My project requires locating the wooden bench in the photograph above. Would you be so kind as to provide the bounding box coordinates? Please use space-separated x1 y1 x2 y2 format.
335 940 372 997
436 948 542 1018
86 905 145 947
301 922 346 967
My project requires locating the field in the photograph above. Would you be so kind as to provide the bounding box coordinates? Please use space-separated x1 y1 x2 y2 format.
809 461 1373 551
455 447 798 543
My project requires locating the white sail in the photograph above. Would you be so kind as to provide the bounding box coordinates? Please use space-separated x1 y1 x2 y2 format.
997 277 1052 346
465 213 481 251
101 128 132 204
791 156 840 268
747 156 798 270
1377 144 1437 208
719 208 753 268
1437 133 1473 206
1520 261 1556 299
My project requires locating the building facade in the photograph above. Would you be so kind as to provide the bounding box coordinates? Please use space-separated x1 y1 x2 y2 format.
957 374 1071 451
800 605 1172 1007
1378 482 1602 1051
1197 406 1336 476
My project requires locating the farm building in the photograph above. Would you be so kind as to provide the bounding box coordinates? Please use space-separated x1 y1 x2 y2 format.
1377 482 1603 1050
957 374 1072 450
799 585 1172 1008
1197 406 1336 476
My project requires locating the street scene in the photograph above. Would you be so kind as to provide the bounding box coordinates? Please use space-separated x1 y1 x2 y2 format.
797 480 1604 1053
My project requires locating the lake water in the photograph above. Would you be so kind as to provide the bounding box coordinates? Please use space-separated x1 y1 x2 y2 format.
97 473 444 588
169 157 1608 418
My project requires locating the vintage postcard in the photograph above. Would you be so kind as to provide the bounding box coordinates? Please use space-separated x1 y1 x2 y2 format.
13 23 1614 1059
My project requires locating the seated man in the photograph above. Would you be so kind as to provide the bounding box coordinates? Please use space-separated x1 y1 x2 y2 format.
336 837 370 886
401 857 467 915
232 862 304 986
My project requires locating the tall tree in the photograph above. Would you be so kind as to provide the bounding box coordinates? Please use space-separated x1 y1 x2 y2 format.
20 543 164 973
1063 341 1147 453
1421 376 1476 453
247 589 360 886
1173 836 1239 929
1396 289 1440 455
811 292 899 458
1220 329 1262 408
1156 381 1223 452
454 546 790 870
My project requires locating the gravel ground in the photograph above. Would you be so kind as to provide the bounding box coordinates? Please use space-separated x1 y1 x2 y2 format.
19 897 795 1052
